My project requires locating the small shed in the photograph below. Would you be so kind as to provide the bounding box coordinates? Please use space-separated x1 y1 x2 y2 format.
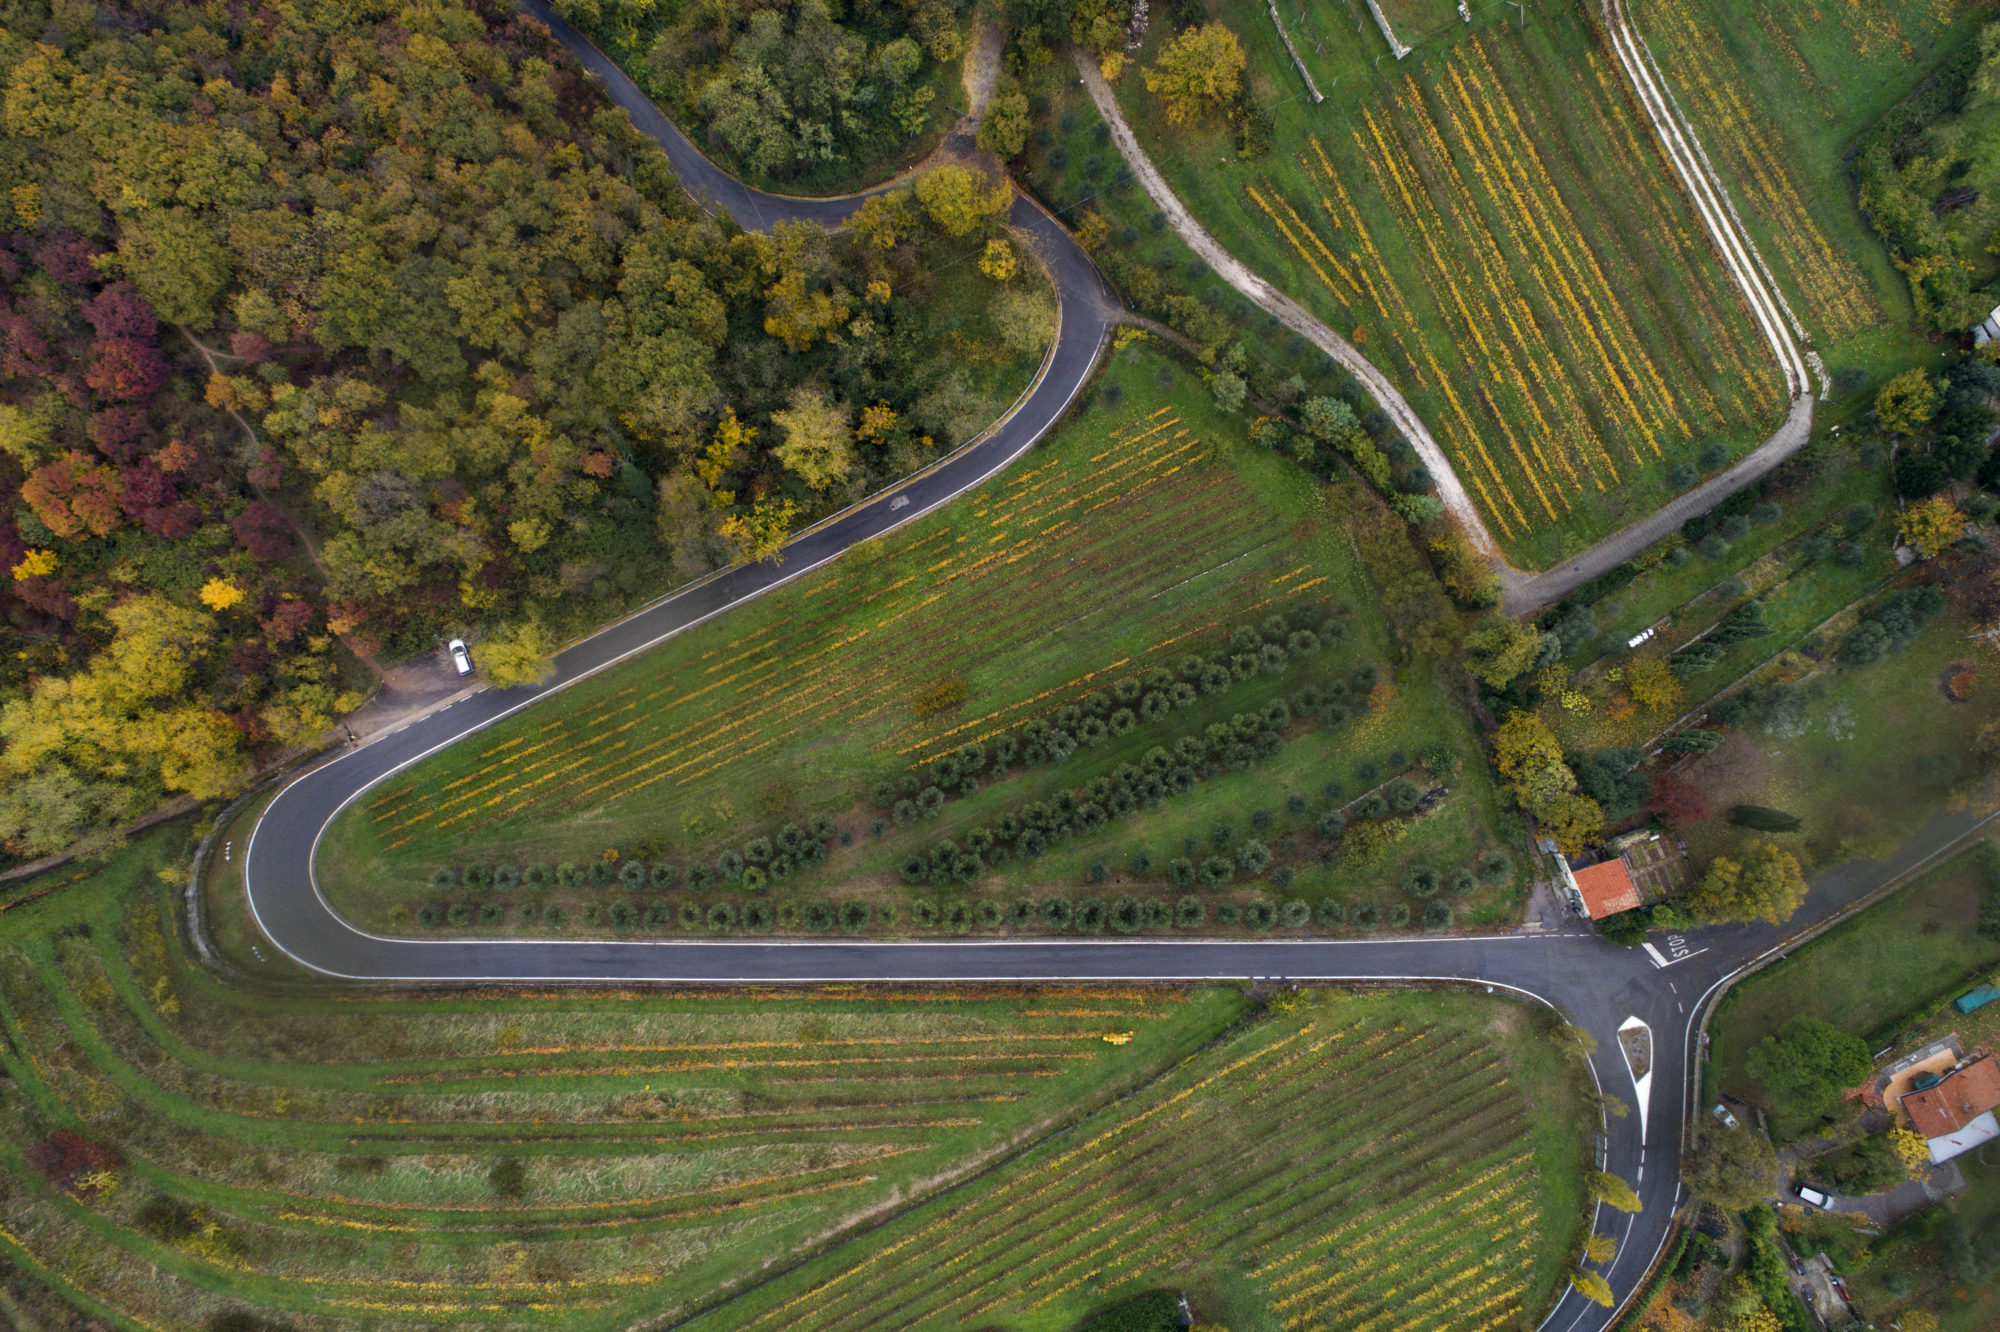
1974 304 2000 347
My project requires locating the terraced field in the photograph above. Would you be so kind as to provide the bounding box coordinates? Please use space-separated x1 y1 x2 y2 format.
1126 0 1789 567
1632 0 1989 367
0 826 1589 1330
691 988 1590 1332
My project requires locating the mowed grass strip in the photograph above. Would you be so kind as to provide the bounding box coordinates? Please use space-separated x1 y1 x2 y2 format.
687 990 1592 1332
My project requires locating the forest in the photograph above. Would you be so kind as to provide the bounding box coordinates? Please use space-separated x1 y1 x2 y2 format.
0 0 1049 863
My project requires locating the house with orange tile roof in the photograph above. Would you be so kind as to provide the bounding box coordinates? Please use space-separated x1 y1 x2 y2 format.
1899 1052 2000 1164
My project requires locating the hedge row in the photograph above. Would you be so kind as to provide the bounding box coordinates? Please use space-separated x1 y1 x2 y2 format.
407 894 1456 935
423 813 840 894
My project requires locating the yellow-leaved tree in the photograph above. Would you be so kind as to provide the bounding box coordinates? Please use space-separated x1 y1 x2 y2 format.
1143 23 1245 126
475 619 557 689
915 164 1011 237
771 388 855 492
1900 493 1967 557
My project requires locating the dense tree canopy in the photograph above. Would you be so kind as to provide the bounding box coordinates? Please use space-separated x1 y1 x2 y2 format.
0 0 1045 860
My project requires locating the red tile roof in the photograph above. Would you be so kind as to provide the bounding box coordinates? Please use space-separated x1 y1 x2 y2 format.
1573 860 1642 919
1903 1055 2000 1138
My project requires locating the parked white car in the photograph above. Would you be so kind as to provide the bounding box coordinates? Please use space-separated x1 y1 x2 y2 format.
448 638 473 676
1711 1103 1740 1129
1795 1184 1832 1209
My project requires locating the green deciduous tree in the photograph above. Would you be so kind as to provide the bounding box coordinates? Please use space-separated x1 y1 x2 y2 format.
1875 367 1939 435
1746 1016 1870 1122
1684 1123 1777 1211
1463 618 1544 689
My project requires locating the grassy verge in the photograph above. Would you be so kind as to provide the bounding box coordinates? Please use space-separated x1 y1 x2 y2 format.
317 342 1522 938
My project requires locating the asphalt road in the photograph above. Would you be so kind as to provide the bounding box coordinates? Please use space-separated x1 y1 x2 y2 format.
231 8 1986 1328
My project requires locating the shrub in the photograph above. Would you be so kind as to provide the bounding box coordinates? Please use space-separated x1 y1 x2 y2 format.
770 854 796 882
803 902 834 933
898 853 927 885
1210 821 1235 847
1402 866 1441 898
1201 856 1235 886
1008 898 1036 927
1175 896 1205 928
777 903 803 929
417 902 445 928
1128 850 1154 876
619 860 647 889
1281 899 1311 928
518 902 541 924
1423 899 1452 931
918 786 946 816
1109 896 1141 933
872 780 896 807
1244 899 1276 930
839 901 871 934
1039 897 1073 930
1355 793 1389 820
492 865 520 891
740 865 769 893
461 864 489 890
1316 809 1347 840
744 836 772 865
1387 902 1412 928
1387 779 1422 813
893 798 918 826
1251 807 1274 830
589 859 615 886
678 901 702 930
869 817 890 837
429 866 456 889
911 900 940 928
706 902 737 932
608 901 638 928
1074 898 1106 933
1315 898 1346 926
543 904 568 929
809 813 836 842
975 899 1004 928
522 864 549 888
1478 849 1514 882
1447 869 1478 898
643 901 672 928
581 903 602 926
1140 898 1171 929
1236 840 1272 875
742 900 773 932
1351 901 1381 931
650 862 679 889
716 850 744 881
1216 903 1240 925
685 864 714 891
447 902 474 926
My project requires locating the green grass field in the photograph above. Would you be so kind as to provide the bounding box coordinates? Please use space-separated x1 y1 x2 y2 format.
1115 0 1787 568
0 823 1589 1330
1632 0 1986 376
1674 593 2000 869
1709 844 2000 1117
316 343 1523 937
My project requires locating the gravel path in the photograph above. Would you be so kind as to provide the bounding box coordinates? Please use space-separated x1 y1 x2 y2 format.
1073 53 1503 559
